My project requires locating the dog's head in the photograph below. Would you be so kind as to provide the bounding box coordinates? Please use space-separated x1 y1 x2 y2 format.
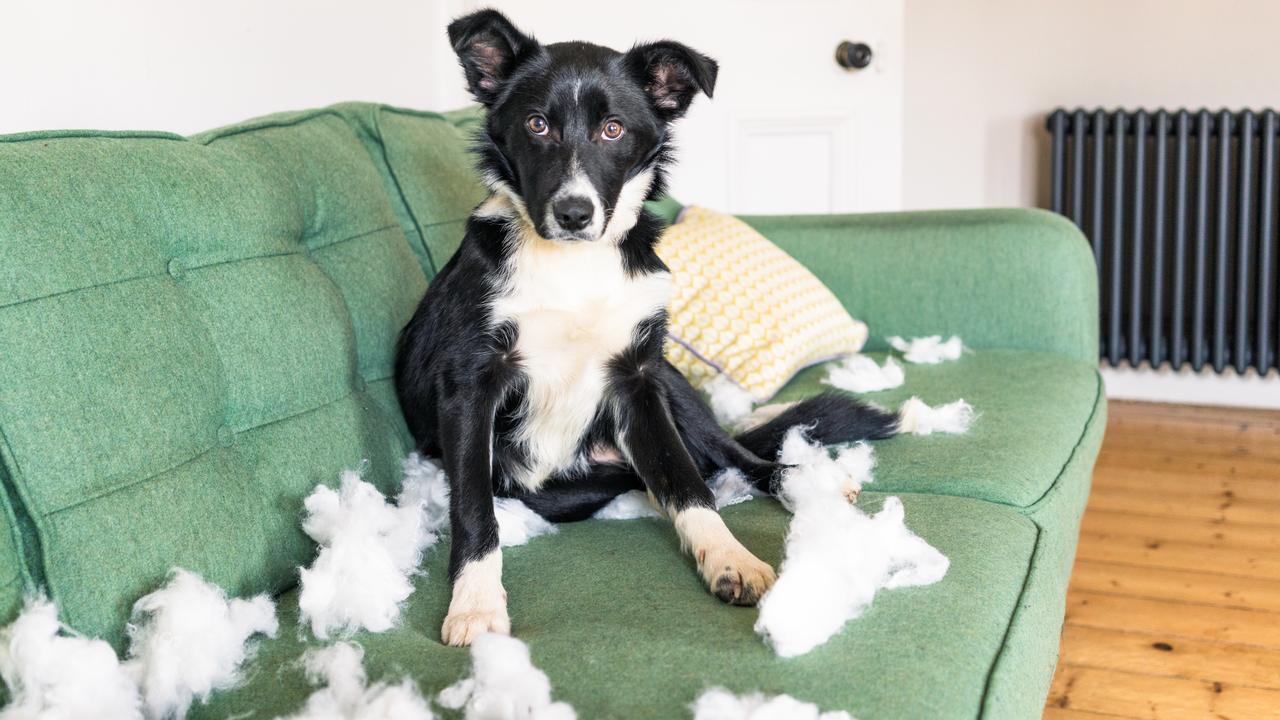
448 10 717 242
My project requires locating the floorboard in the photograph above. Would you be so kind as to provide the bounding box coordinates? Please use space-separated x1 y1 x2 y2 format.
1046 400 1280 719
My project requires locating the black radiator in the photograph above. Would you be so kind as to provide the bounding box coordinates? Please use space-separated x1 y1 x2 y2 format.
1047 108 1279 375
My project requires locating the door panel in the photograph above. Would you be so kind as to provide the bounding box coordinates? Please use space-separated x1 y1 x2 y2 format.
447 0 903 214
730 115 852 214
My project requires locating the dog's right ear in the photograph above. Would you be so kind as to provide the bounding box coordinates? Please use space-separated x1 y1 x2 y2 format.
447 9 539 106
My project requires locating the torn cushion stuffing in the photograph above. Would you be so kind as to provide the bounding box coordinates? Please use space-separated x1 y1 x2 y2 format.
0 106 461 646
191 491 1039 719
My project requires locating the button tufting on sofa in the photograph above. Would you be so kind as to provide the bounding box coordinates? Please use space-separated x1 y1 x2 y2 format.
0 103 1103 719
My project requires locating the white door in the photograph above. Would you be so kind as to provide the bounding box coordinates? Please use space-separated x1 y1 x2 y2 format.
432 0 904 215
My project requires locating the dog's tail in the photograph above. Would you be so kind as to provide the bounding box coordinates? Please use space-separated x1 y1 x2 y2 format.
733 392 898 461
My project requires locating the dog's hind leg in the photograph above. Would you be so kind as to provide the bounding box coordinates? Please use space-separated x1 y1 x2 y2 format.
661 361 899 494
609 355 776 606
658 361 786 493
503 463 645 522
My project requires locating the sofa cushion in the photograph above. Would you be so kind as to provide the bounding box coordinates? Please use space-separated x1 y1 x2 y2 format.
350 105 489 277
774 349 1101 508
0 109 427 643
193 492 1038 719
0 464 29 623
741 210 1100 367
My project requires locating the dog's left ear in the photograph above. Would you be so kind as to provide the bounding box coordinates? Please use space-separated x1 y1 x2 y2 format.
447 9 540 106
624 41 719 120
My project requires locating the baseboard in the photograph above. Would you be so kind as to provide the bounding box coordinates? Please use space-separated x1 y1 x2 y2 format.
1100 363 1280 410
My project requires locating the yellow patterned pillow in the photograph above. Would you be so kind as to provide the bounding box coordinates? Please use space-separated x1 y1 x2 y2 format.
658 206 868 401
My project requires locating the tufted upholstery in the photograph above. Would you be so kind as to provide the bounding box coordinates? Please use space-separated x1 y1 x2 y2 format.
0 102 1104 719
0 466 26 623
0 104 483 645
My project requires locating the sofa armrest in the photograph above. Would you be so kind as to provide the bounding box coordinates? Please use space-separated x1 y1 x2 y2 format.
738 208 1099 365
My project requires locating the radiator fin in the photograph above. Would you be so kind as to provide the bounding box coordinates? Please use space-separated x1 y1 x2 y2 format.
1048 108 1280 375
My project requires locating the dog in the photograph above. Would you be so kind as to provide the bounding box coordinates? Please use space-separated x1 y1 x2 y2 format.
394 9 898 646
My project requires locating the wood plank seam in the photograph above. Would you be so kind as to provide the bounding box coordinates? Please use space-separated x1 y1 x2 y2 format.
1047 400 1280 718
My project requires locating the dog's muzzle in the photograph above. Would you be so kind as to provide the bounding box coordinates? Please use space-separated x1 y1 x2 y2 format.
552 197 594 232
544 194 601 241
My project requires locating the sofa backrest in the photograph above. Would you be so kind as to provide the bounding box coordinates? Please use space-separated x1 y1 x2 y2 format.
0 103 486 646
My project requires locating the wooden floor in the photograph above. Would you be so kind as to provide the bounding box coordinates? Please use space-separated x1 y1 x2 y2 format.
1045 400 1280 719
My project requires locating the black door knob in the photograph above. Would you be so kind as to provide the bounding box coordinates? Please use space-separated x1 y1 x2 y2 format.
835 41 873 70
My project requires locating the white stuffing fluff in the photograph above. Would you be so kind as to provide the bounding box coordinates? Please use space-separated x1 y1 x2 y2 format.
494 499 559 547
125 569 278 720
771 429 876 512
400 453 451 535
887 335 963 364
279 642 434 720
709 468 756 508
591 491 661 520
298 467 439 639
703 373 755 426
822 355 905 393
897 397 977 436
0 599 143 720
755 427 949 658
436 633 575 720
593 468 755 520
691 687 853 720
401 453 557 548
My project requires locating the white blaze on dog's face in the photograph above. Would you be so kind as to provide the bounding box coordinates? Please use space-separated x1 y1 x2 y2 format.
448 10 718 243
543 154 604 241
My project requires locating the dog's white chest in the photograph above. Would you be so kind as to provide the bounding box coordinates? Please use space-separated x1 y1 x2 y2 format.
492 238 671 489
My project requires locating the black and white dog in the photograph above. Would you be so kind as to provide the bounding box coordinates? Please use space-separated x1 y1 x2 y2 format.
395 9 897 646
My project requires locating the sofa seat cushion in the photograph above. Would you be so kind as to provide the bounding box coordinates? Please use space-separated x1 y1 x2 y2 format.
194 492 1037 719
774 349 1102 509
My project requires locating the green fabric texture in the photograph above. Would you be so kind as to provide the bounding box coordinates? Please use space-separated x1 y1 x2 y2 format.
340 104 489 277
740 209 1105 718
644 194 684 224
0 101 1102 717
984 382 1104 719
0 109 426 646
195 492 1038 720
776 350 1098 508
741 209 1100 366
772 352 1106 719
0 463 29 623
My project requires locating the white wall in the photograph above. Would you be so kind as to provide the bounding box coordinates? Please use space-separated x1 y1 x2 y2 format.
1 0 900 215
903 0 1280 209
0 0 472 135
6 0 1277 407
904 0 1280 408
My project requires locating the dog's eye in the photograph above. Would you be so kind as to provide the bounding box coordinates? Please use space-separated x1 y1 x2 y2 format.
526 115 549 136
601 119 625 141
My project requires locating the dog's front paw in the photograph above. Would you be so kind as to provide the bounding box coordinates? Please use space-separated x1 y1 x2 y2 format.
442 551 509 647
442 606 510 647
676 507 778 607
704 548 777 607
842 480 861 504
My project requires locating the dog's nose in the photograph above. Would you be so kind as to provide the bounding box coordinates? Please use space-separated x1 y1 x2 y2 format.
553 197 594 232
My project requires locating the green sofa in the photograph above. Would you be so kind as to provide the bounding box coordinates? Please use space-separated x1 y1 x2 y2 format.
0 103 1103 719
